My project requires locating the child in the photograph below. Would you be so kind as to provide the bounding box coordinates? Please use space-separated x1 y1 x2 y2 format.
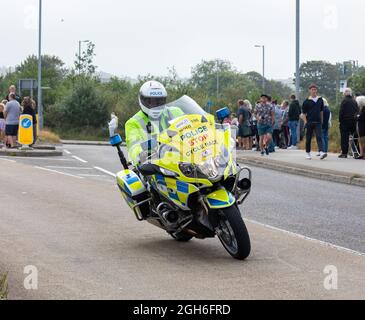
0 103 5 147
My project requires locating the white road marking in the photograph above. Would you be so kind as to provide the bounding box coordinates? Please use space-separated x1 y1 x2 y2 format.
64 149 72 155
45 166 93 170
246 218 365 257
94 166 116 177
8 156 75 161
78 174 104 177
72 155 88 163
0 157 16 163
34 166 84 179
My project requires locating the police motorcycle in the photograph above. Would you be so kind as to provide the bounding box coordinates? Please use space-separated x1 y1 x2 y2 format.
109 96 252 260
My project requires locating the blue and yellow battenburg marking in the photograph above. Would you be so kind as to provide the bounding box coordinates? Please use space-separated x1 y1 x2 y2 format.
205 189 235 209
117 170 146 196
152 174 199 209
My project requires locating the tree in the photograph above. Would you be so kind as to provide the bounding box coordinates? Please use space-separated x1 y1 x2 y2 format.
191 59 236 97
49 79 110 129
74 41 97 75
0 55 66 106
297 61 338 102
348 68 365 95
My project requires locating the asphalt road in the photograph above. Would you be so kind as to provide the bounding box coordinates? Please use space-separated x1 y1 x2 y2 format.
0 145 364 299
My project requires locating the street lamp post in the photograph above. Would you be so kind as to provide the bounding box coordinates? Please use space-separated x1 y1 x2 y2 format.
296 0 301 100
255 45 265 92
216 60 220 99
78 40 90 74
37 0 43 130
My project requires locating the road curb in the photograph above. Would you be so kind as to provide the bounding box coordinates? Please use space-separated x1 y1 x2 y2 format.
61 140 110 146
0 149 63 157
237 156 365 188
61 140 127 147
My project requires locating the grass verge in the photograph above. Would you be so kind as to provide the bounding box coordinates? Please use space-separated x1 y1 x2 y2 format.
37 129 61 144
0 273 8 300
54 127 109 141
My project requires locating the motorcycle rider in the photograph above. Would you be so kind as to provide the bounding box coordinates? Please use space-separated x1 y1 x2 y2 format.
125 81 184 164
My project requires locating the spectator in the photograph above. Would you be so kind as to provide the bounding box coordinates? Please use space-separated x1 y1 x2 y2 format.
4 93 21 148
281 100 290 148
5 85 21 103
231 113 239 126
288 94 301 149
338 88 359 158
237 100 252 150
237 100 245 149
230 113 239 142
22 97 37 146
255 94 275 156
251 103 260 151
355 96 365 160
267 96 277 153
272 100 284 148
242 100 253 150
321 98 332 156
244 100 254 150
0 103 5 147
302 84 326 160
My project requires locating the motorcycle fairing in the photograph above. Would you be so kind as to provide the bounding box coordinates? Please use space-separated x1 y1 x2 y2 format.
151 174 199 209
205 189 236 209
117 170 146 196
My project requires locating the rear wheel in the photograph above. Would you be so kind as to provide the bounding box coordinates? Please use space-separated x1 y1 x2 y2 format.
216 206 251 260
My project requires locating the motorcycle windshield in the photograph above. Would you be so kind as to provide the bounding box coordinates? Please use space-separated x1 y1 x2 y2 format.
139 96 236 183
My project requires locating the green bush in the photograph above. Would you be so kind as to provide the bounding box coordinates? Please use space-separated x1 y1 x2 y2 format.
46 78 112 131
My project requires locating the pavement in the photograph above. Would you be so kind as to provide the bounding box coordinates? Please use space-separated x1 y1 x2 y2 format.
0 144 62 157
236 149 365 188
0 145 364 299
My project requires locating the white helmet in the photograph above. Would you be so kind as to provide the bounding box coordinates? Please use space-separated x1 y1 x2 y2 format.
139 81 168 119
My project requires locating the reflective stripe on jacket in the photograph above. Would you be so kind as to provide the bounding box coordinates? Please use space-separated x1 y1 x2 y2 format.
125 107 184 164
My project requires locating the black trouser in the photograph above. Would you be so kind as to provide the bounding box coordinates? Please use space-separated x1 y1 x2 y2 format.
273 129 281 147
282 126 290 147
340 122 356 155
306 122 323 153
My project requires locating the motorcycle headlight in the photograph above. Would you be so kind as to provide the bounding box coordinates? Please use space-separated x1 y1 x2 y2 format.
198 158 219 180
160 167 177 177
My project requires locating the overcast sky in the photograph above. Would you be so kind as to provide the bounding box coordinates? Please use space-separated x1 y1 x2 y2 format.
1 0 364 80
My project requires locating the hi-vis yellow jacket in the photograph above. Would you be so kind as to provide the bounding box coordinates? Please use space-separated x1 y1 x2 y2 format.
125 107 184 164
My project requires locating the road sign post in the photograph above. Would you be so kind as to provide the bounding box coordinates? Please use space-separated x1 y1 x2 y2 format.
19 115 34 147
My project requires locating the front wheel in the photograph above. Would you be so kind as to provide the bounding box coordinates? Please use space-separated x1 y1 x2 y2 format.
216 206 251 260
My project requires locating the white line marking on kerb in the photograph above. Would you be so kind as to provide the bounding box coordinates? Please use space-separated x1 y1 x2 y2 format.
246 219 365 257
94 167 116 177
34 166 84 179
72 155 88 163
64 149 72 155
